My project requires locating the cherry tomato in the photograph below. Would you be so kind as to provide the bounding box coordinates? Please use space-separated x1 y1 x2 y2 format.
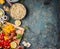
0 42 2 48
0 33 10 49
0 33 5 40
3 40 10 48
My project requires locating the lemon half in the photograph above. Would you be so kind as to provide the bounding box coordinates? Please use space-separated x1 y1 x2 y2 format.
10 42 17 48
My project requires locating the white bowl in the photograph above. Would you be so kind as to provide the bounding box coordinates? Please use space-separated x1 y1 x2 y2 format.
9 0 19 2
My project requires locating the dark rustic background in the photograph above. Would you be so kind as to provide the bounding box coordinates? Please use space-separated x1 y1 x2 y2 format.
0 0 59 49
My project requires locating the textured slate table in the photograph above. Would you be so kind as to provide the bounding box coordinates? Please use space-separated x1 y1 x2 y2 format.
0 0 58 49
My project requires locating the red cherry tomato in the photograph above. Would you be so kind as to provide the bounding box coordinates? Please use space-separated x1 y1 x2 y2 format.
1 40 4 45
0 42 2 48
1 33 5 36
0 33 5 40
3 40 10 48
0 33 11 49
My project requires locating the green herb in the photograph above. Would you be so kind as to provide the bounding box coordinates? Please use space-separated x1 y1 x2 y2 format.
24 26 29 30
24 26 35 34
17 34 22 39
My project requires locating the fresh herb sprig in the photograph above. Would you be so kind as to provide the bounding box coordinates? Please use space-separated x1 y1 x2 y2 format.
17 34 22 39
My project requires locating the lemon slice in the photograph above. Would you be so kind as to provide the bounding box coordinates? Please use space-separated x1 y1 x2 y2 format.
0 8 5 17
15 20 21 26
10 42 17 48
0 11 3 17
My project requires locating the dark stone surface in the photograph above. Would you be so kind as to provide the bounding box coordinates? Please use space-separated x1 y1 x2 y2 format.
0 0 59 49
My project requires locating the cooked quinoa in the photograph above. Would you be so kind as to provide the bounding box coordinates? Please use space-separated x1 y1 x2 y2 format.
10 3 26 20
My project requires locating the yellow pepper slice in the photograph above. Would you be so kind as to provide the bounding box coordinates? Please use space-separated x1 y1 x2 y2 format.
2 24 15 35
4 36 9 40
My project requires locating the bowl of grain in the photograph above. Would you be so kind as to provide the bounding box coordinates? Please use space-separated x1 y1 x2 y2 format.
10 3 26 20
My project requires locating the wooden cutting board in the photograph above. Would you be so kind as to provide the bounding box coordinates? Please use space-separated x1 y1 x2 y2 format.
5 22 25 45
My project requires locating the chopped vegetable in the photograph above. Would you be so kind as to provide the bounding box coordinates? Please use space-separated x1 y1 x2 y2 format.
2 24 15 35
0 33 5 40
0 22 24 49
15 20 21 26
0 41 2 48
3 40 10 49
4 36 9 40
0 33 10 49
17 34 22 39
13 36 17 40
24 26 29 30
10 42 17 48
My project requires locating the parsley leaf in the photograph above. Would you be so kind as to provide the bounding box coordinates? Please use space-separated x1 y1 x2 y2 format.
17 34 22 39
